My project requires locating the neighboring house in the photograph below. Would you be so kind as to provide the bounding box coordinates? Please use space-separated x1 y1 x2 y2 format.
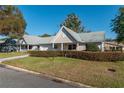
104 41 124 51
18 26 105 51
0 40 5 45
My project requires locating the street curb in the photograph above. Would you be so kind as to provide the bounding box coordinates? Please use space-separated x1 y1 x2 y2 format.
1 64 92 88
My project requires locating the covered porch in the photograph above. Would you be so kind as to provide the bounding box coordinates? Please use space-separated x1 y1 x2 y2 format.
18 44 40 51
52 43 85 51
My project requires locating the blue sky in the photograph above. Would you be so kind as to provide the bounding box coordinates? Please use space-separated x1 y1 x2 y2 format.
18 5 124 39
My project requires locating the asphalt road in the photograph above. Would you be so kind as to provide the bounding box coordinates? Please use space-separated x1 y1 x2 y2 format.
0 66 74 88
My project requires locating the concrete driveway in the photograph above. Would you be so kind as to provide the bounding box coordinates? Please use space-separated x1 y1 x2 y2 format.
0 66 74 88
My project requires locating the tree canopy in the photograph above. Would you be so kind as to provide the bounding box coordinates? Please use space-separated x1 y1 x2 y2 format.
60 13 84 33
111 7 124 43
39 33 51 37
0 5 26 38
24 31 29 35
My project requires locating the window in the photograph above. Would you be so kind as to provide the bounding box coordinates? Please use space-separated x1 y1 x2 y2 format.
68 45 72 50
54 45 58 49
116 46 122 51
73 44 76 49
110 46 115 51
68 44 76 50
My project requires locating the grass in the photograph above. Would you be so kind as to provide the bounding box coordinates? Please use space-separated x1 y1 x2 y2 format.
3 57 124 88
0 52 27 58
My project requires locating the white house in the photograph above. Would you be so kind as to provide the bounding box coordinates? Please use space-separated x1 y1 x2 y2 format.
18 26 105 51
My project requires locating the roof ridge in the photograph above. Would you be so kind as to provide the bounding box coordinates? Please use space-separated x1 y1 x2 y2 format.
62 26 78 34
24 34 54 39
78 31 105 34
62 26 83 42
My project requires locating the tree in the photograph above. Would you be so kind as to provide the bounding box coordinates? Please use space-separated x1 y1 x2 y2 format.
61 13 84 33
0 5 26 39
39 33 51 37
111 7 124 43
85 30 92 33
24 31 29 35
105 38 115 41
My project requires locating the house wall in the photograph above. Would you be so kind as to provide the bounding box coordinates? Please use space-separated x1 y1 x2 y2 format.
39 44 52 51
53 43 86 51
51 43 68 51
19 35 103 51
30 43 87 51
77 43 86 51
54 29 76 43
64 43 70 50
122 47 124 51
31 46 39 50
104 42 123 51
19 43 103 51
39 43 92 51
19 39 26 45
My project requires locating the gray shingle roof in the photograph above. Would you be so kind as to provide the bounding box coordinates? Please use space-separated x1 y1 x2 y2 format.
62 26 83 42
22 26 105 45
23 35 54 45
62 26 105 43
78 32 105 42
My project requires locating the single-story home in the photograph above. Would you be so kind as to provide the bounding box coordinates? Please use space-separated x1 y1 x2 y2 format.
104 41 124 51
18 26 105 51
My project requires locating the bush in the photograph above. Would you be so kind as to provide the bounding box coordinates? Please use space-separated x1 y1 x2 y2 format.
86 43 100 51
28 51 65 57
28 51 124 62
65 51 124 61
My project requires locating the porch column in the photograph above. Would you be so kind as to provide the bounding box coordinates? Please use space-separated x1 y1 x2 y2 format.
115 46 116 51
27 45 29 51
122 47 124 51
20 45 22 51
52 43 54 49
101 42 105 52
76 43 79 51
61 43 64 51
16 45 19 52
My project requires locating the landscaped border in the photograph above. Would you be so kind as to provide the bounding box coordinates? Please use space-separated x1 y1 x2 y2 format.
28 51 124 62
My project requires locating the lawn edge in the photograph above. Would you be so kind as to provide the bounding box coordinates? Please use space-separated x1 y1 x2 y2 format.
0 54 29 62
1 63 93 88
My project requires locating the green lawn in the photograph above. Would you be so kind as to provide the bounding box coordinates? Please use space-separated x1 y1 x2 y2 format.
0 52 27 58
3 57 124 88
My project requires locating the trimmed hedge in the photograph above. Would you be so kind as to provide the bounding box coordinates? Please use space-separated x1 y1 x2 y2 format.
28 51 124 62
28 51 65 57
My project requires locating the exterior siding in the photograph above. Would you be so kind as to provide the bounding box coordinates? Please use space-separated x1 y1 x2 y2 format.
31 46 39 50
39 44 52 51
104 41 124 51
54 30 75 43
76 43 86 51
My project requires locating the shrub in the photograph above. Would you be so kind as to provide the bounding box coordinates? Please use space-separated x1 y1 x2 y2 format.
86 43 100 52
28 51 124 62
28 51 65 57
